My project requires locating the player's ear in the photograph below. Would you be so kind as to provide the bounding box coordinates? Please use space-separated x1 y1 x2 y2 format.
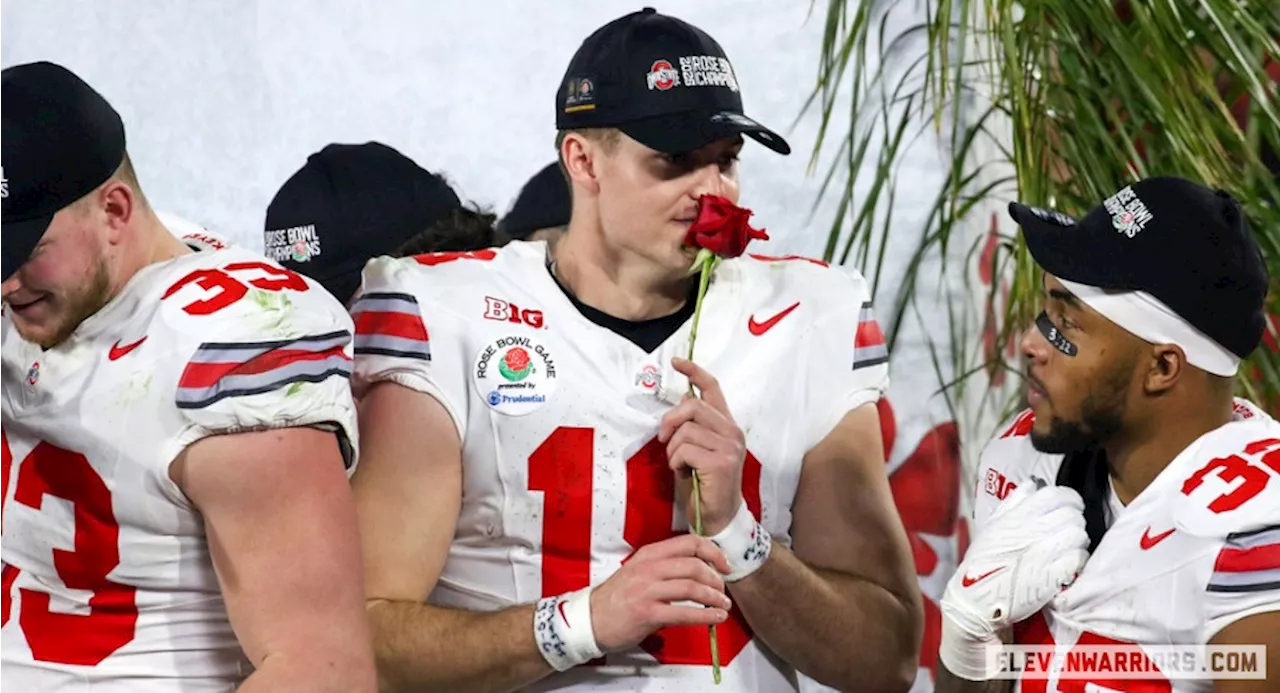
560 132 601 196
1143 343 1184 395
99 179 135 247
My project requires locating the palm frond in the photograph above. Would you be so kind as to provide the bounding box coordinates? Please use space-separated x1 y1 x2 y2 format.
810 0 1280 439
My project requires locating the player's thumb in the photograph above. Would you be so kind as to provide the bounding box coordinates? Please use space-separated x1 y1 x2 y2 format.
1045 548 1089 591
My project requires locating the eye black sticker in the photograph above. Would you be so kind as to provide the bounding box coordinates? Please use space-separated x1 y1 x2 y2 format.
1036 311 1078 357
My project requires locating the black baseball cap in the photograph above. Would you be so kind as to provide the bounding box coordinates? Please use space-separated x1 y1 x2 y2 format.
1008 176 1269 359
501 163 571 240
2 62 126 279
264 142 462 301
556 7 790 156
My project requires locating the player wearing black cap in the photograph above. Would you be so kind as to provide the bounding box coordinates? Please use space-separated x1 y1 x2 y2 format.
350 9 921 693
938 177 1279 692
500 162 571 245
265 141 500 304
1 62 374 691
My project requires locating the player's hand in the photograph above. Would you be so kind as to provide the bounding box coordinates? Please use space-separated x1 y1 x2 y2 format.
589 533 733 653
658 357 746 537
941 484 1090 639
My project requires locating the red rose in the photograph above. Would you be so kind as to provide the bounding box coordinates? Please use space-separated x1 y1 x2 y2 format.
504 347 531 372
684 195 769 258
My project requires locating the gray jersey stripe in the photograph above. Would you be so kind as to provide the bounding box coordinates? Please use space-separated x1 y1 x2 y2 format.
1227 525 1280 551
854 342 889 365
189 333 351 364
176 354 352 406
353 334 430 358
351 297 423 316
1208 566 1280 590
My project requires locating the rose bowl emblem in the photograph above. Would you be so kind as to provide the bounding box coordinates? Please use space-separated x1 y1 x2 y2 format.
498 347 533 381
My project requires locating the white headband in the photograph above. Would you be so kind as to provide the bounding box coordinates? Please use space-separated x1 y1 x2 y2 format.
1056 277 1240 377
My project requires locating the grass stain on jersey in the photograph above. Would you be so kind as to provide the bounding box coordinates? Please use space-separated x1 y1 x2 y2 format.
251 289 294 314
249 290 298 338
118 373 154 408
286 381 305 397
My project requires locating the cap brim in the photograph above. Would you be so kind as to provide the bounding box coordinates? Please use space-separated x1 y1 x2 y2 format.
2 214 54 279
620 110 791 155
1007 202 1118 289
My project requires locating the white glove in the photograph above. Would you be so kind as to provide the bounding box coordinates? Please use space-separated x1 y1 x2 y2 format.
939 484 1090 680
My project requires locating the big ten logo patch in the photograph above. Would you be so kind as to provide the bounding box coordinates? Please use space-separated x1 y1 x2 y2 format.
984 468 1017 500
264 224 321 264
484 296 544 329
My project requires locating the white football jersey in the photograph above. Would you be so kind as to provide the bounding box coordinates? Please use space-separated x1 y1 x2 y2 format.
1 244 358 691
973 401 1280 692
352 241 890 692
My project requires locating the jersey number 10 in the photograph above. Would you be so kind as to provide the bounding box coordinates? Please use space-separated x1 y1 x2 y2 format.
529 426 763 667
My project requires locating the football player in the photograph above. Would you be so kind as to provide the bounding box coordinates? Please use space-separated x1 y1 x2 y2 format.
938 177 1280 692
265 141 471 305
0 62 375 692
351 8 922 693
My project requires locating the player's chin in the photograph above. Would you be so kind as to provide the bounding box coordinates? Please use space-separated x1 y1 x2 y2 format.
12 321 60 349
9 300 56 339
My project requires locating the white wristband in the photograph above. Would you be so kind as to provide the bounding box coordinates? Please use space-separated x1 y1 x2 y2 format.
534 586 603 671
707 502 771 582
938 613 1005 681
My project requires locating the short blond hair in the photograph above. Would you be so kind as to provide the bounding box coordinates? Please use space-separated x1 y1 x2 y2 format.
555 128 621 183
71 152 148 214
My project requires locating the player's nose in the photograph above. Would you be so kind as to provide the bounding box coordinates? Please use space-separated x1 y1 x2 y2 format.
1 271 24 301
1021 321 1049 364
690 163 730 200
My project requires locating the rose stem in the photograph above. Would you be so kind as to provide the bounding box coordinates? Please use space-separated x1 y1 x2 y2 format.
685 252 722 685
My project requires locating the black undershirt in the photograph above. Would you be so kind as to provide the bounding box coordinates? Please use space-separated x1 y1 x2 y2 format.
547 264 696 353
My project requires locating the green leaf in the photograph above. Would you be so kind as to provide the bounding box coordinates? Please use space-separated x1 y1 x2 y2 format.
809 0 1280 423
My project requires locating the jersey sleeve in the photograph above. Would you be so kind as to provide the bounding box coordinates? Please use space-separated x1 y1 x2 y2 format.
800 267 890 449
349 255 470 440
165 263 359 471
1167 415 1280 637
1203 524 1280 640
1167 420 1280 639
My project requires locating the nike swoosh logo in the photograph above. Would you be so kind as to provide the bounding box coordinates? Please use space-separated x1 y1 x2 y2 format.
108 336 148 361
748 302 800 336
1140 527 1175 550
961 566 1005 588
557 600 571 628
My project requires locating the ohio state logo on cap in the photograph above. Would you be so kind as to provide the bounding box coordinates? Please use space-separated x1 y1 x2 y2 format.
646 59 680 91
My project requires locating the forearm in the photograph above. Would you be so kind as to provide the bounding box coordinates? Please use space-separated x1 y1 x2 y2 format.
729 542 921 693
368 599 553 693
935 662 1015 693
236 651 375 693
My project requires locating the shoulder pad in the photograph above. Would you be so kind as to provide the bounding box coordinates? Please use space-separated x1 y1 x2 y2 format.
977 410 1065 491
734 254 873 324
1170 419 1280 538
156 248 351 345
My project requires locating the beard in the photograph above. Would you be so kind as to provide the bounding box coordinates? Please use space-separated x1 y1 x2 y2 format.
1030 361 1132 455
20 259 112 349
